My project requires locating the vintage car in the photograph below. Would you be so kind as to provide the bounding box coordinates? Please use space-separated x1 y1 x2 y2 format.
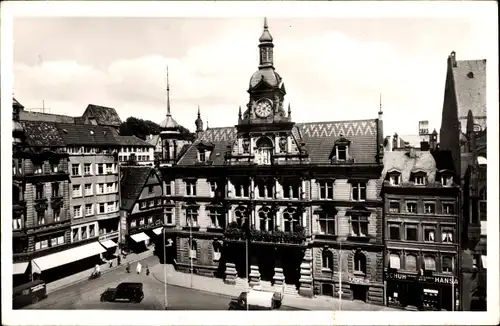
13 280 47 309
100 282 144 303
229 288 283 310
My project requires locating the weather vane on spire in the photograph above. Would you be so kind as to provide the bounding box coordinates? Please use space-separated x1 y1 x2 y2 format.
165 65 171 116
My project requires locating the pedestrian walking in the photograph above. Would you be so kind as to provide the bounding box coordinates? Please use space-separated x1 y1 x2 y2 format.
146 264 150 276
117 255 121 266
109 260 113 268
136 262 142 274
126 262 131 273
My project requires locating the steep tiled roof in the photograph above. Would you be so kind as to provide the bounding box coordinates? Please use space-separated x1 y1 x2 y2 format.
159 115 180 130
147 134 160 148
82 104 122 127
21 121 66 147
113 135 155 147
381 150 437 183
55 123 119 146
452 59 487 120
13 98 24 109
19 110 76 124
120 166 155 211
177 119 379 166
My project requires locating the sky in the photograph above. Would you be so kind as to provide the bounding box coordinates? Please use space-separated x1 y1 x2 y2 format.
11 6 497 137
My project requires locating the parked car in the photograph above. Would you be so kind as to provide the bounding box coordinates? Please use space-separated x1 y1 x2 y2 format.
100 282 144 303
229 289 283 310
13 280 47 309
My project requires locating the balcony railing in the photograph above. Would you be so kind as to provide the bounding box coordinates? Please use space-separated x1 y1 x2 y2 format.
223 223 306 244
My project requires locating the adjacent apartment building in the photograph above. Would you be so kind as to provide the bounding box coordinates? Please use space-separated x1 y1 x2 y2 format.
160 19 385 304
382 147 460 311
439 51 487 311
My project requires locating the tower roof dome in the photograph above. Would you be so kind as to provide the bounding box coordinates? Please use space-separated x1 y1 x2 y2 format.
249 68 282 89
259 17 273 43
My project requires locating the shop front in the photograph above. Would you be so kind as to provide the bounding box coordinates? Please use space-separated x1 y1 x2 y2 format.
98 232 119 260
385 271 459 311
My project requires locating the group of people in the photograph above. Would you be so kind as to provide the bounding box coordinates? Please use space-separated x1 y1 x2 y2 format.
91 255 150 279
126 262 150 275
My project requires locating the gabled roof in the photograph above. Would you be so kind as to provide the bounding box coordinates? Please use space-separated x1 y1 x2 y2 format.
13 98 24 109
55 123 119 146
120 166 160 211
177 118 379 166
146 134 161 148
82 104 122 127
452 59 487 121
113 135 155 147
19 110 76 124
21 121 66 147
381 150 436 183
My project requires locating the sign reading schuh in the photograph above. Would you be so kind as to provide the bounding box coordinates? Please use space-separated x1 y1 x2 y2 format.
385 272 458 285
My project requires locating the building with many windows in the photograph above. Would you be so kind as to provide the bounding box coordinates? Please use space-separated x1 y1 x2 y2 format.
161 19 385 303
119 166 165 253
56 124 122 258
439 51 487 311
116 136 155 165
382 147 460 311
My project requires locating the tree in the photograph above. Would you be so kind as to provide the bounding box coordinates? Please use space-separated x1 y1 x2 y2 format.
119 116 195 141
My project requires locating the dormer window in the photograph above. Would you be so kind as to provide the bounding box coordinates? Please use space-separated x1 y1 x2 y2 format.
330 136 352 163
410 171 426 186
198 149 207 162
386 171 401 186
439 171 454 187
197 141 214 163
255 137 273 165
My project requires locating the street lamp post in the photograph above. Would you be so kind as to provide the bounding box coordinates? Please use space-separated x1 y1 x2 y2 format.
339 239 342 311
189 212 193 289
163 227 168 309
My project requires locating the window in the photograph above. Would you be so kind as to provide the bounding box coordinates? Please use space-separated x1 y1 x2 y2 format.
97 184 105 194
209 181 217 197
234 206 248 228
72 184 82 198
72 228 79 242
442 230 454 243
389 201 400 213
164 208 174 224
405 255 417 271
318 212 336 235
36 184 44 199
107 183 115 193
208 207 224 228
148 200 154 207
148 185 154 194
119 156 123 162
389 253 401 269
350 214 368 237
412 174 426 186
186 208 198 227
13 217 22 230
85 204 93 216
352 182 366 201
213 244 221 261
388 224 400 240
322 250 333 270
147 216 153 224
155 199 161 206
198 150 206 162
255 137 273 165
35 239 49 250
139 217 145 225
72 164 80 176
84 163 92 175
441 175 454 187
424 256 436 271
165 182 172 196
107 202 115 213
388 173 401 185
34 163 43 174
319 181 334 200
283 208 300 232
89 224 96 237
405 225 418 241
99 203 106 214
259 207 274 231
50 235 65 247
84 184 92 196
51 182 60 197
257 180 274 199
190 240 197 259
140 201 147 209
406 202 417 213
81 226 87 240
52 209 60 222
36 210 45 225
130 220 137 228
97 164 104 175
73 205 82 218
354 251 366 274
336 145 347 161
50 162 58 173
13 159 22 175
185 180 197 196
234 180 249 198
442 256 453 273
106 163 113 174
424 228 435 242
283 180 300 199
443 203 455 214
424 203 435 214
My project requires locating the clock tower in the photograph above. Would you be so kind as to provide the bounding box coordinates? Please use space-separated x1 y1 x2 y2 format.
239 17 291 126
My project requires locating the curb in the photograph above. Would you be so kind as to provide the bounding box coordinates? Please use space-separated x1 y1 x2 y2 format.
150 268 307 310
46 251 155 295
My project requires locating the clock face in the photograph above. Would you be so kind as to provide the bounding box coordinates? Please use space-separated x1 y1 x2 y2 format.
255 100 272 118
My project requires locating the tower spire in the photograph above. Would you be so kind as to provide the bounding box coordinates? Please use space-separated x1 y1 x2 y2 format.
238 105 242 119
195 105 204 134
166 65 171 116
288 103 292 118
379 93 383 113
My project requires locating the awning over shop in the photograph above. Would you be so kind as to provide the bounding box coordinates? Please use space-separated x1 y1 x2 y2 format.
13 262 29 275
481 255 487 269
130 232 150 243
100 239 118 249
32 242 106 271
152 227 163 235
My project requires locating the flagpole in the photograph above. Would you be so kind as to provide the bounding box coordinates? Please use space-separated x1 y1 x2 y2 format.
451 256 455 311
163 227 168 309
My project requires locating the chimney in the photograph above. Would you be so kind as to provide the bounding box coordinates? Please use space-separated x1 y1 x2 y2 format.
449 51 457 68
420 141 430 151
392 133 399 150
429 129 438 151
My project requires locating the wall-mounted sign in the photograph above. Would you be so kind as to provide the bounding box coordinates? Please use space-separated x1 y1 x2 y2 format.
348 275 371 285
99 232 119 241
385 272 458 285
